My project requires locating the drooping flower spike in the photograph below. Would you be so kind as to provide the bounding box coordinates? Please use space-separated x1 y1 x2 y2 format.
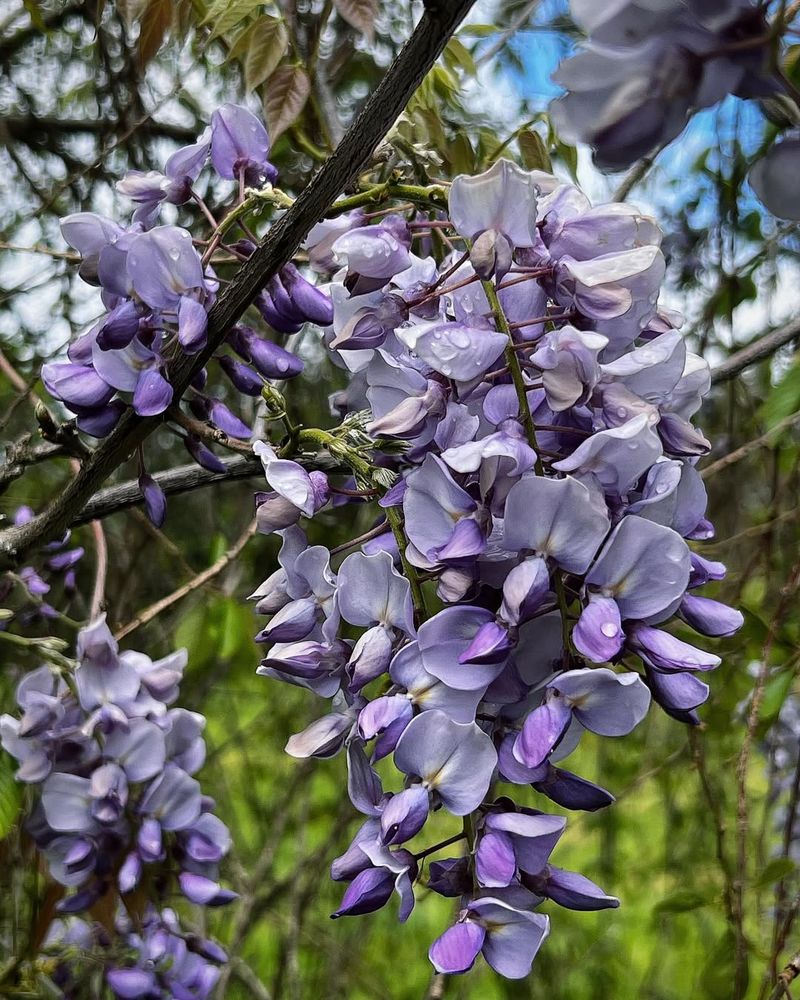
248 155 741 983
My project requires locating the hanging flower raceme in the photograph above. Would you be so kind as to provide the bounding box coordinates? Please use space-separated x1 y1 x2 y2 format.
47 102 328 527
0 617 233 993
551 0 775 170
42 93 741 983
249 156 742 982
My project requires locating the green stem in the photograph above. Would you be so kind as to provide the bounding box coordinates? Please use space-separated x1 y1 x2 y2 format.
386 505 428 621
326 181 448 218
295 427 373 483
290 127 328 163
479 272 545 475
204 183 296 259
8 572 81 630
554 572 573 667
0 630 79 695
416 831 467 862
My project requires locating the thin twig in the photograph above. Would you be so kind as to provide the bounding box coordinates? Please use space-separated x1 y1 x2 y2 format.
701 411 800 479
0 241 78 261
612 148 664 202
88 519 107 619
168 406 253 455
475 0 540 66
770 948 800 1000
113 518 257 640
711 318 800 385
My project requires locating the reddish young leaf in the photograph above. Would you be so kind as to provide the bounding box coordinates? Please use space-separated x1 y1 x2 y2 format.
263 65 311 141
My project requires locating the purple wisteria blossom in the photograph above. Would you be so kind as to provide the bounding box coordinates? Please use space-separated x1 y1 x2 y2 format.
48 102 324 518
551 0 775 170
1 617 233 982
12 86 750 989
50 145 735 987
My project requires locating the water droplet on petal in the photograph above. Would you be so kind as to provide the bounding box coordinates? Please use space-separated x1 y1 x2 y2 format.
600 622 618 638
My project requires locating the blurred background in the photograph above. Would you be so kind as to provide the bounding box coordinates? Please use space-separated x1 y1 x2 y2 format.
2 1 800 997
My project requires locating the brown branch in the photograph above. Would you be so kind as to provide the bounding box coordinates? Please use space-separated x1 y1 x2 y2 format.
0 439 68 493
2 115 197 145
114 517 257 639
770 948 800 1000
64 446 355 529
711 318 800 385
425 974 449 1000
70 455 264 527
0 0 476 571
701 411 800 479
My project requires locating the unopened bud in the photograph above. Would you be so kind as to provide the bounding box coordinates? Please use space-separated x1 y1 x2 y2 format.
261 384 287 415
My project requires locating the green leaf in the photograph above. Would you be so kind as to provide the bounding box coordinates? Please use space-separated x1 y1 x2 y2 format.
753 857 797 888
652 890 710 914
219 598 254 660
174 603 212 669
449 132 475 175
204 0 265 39
208 533 227 564
701 931 745 997
226 22 256 61
518 129 551 172
263 65 310 140
333 0 377 40
760 359 800 428
244 16 288 92
758 669 794 726
554 139 579 181
22 0 46 30
458 24 496 37
0 754 21 841
444 38 476 76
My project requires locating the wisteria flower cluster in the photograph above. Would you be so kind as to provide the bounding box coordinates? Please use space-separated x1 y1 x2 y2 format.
248 155 744 979
4 504 85 623
0 617 233 997
33 91 744 983
552 0 776 170
42 103 331 522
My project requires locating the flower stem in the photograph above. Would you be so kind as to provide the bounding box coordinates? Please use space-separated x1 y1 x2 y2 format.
415 831 467 862
480 274 545 475
554 572 573 667
386 505 428 622
326 181 448 217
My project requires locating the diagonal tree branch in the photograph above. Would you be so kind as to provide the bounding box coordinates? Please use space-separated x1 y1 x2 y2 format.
71 455 263 527
0 0 476 571
3 115 197 145
711 317 800 385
